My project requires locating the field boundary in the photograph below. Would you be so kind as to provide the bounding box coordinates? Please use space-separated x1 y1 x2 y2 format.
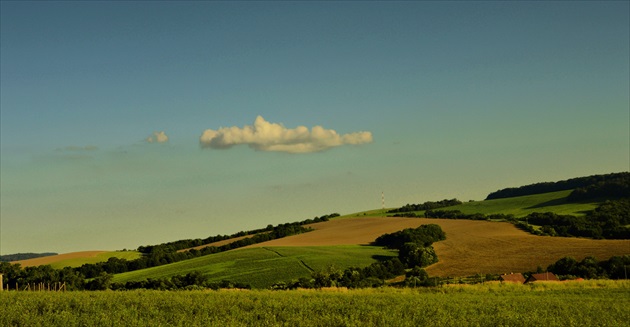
262 247 285 257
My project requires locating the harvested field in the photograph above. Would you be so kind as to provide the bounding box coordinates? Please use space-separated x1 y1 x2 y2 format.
421 218 630 277
11 250 142 268
177 234 260 252
12 251 107 268
246 217 430 247
250 217 630 277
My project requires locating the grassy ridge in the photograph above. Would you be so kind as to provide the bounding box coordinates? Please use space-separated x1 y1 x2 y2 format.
447 190 599 217
2 281 628 326
112 246 397 288
48 251 142 269
14 251 142 269
352 190 600 218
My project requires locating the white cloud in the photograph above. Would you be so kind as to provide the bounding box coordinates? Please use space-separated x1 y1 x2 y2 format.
146 131 169 143
199 116 373 153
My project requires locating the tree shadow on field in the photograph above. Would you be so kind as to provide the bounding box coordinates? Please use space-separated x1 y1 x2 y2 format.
526 198 596 215
526 198 567 209
361 244 397 262
371 254 396 262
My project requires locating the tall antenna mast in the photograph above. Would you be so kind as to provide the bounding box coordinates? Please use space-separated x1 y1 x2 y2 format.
382 191 385 210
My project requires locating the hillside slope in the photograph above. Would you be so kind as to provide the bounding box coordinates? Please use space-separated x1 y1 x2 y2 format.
12 251 141 269
419 218 629 277
251 217 629 278
245 217 433 247
112 245 397 288
444 190 599 217
112 217 629 287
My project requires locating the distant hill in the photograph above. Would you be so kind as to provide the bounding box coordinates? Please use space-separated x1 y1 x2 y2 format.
11 251 142 269
485 172 629 200
440 190 598 218
360 190 599 219
0 252 57 262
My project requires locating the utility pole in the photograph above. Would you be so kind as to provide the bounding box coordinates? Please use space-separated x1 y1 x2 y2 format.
381 192 385 211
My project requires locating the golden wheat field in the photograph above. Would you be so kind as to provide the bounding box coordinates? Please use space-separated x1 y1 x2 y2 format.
12 251 108 268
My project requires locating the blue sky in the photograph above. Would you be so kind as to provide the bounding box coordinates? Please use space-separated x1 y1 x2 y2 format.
1 1 628 254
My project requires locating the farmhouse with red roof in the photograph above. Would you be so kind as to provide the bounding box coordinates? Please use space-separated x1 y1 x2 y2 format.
499 273 526 283
525 272 559 283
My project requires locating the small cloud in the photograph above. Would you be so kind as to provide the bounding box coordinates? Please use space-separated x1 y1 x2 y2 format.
199 116 373 154
146 131 169 143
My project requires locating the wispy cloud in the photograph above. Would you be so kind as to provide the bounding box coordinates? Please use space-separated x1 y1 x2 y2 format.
56 145 98 152
199 116 373 154
146 131 169 143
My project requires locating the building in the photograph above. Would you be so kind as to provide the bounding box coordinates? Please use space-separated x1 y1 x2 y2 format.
525 272 559 283
499 273 526 284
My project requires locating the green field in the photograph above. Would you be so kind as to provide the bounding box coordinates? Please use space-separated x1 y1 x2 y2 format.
47 251 142 269
112 246 398 288
447 190 600 217
340 208 391 218
2 281 628 326
352 190 600 219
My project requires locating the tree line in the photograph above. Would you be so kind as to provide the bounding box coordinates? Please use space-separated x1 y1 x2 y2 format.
547 255 630 280
387 199 462 214
515 199 629 239
0 252 57 262
485 172 629 200
108 271 251 291
137 213 339 254
422 210 514 221
567 176 630 202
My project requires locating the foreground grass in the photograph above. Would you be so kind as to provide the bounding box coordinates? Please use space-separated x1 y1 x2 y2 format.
1 280 628 326
112 246 397 288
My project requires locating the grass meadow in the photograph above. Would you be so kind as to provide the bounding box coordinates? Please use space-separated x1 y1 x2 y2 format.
112 246 397 288
447 190 599 217
351 190 599 218
1 280 628 326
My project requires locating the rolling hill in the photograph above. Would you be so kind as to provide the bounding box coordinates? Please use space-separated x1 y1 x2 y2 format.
12 251 141 269
7 173 629 289
112 216 629 288
354 190 600 218
112 245 398 288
